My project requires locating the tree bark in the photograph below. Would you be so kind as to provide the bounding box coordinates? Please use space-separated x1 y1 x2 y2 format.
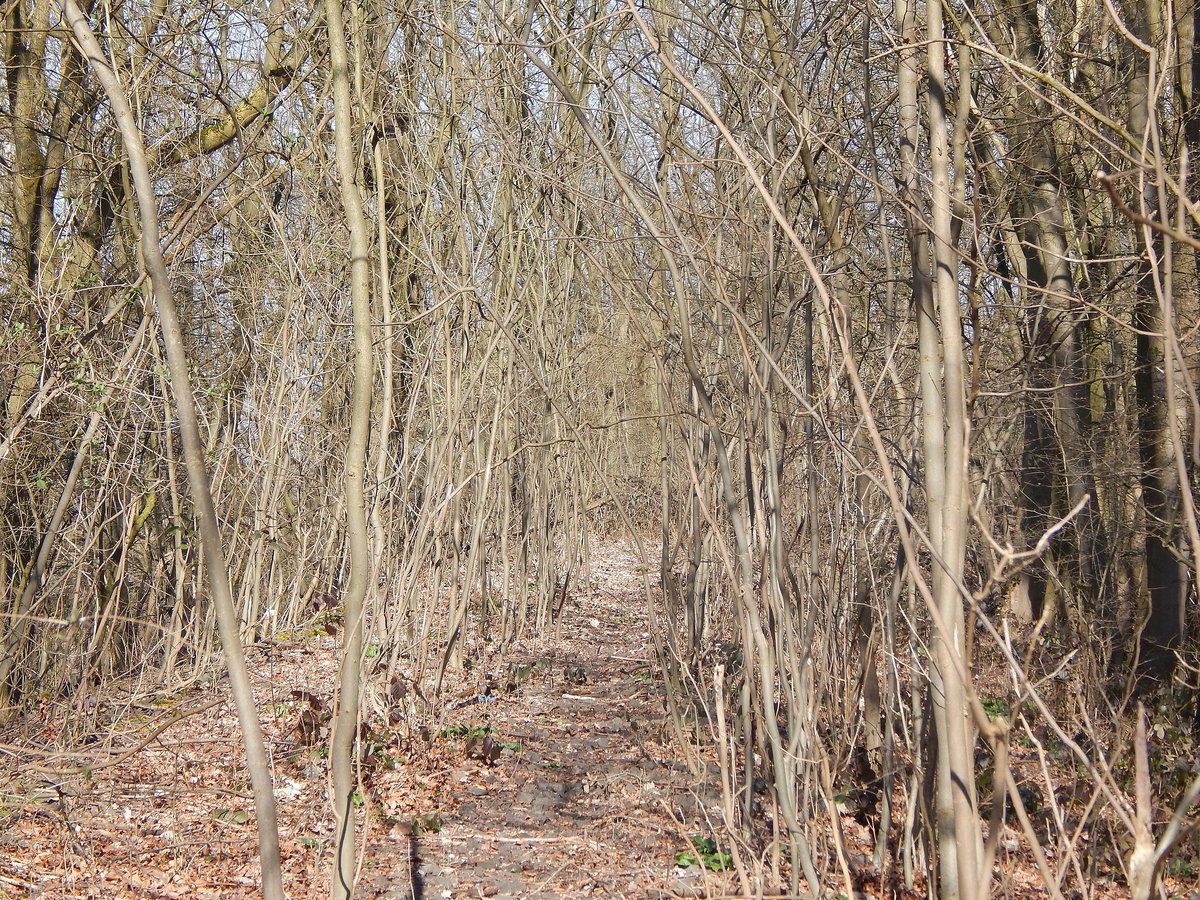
1122 0 1187 682
325 0 374 893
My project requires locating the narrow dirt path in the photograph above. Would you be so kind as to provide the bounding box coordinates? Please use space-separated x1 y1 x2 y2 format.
361 541 725 899
0 541 729 899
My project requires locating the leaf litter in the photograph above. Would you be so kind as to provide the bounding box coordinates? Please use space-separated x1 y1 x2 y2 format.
2 539 1190 899
0 541 728 899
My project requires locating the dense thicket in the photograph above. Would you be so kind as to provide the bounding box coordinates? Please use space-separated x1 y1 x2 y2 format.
3 0 1198 896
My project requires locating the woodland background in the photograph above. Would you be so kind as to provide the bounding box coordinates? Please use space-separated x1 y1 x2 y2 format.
3 0 1200 898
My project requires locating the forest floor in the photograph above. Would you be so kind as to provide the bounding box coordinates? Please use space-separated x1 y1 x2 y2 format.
0 541 742 899
2 540 1196 899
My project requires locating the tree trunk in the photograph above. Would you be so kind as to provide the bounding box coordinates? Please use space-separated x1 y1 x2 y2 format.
325 0 374 893
1123 0 1187 682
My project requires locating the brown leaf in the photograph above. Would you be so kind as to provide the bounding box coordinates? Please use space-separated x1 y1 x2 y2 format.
389 675 408 703
291 689 326 711
466 734 502 765
295 708 322 746
312 591 338 611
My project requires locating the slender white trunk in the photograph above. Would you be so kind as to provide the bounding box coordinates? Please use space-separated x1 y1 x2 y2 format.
325 0 374 894
926 3 981 896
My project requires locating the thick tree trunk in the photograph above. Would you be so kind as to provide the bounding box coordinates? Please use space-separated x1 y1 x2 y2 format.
988 0 1113 636
1123 0 1187 682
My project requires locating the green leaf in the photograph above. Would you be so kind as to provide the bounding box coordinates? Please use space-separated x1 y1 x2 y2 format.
439 722 491 741
213 807 251 824
412 813 442 834
679 836 732 871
